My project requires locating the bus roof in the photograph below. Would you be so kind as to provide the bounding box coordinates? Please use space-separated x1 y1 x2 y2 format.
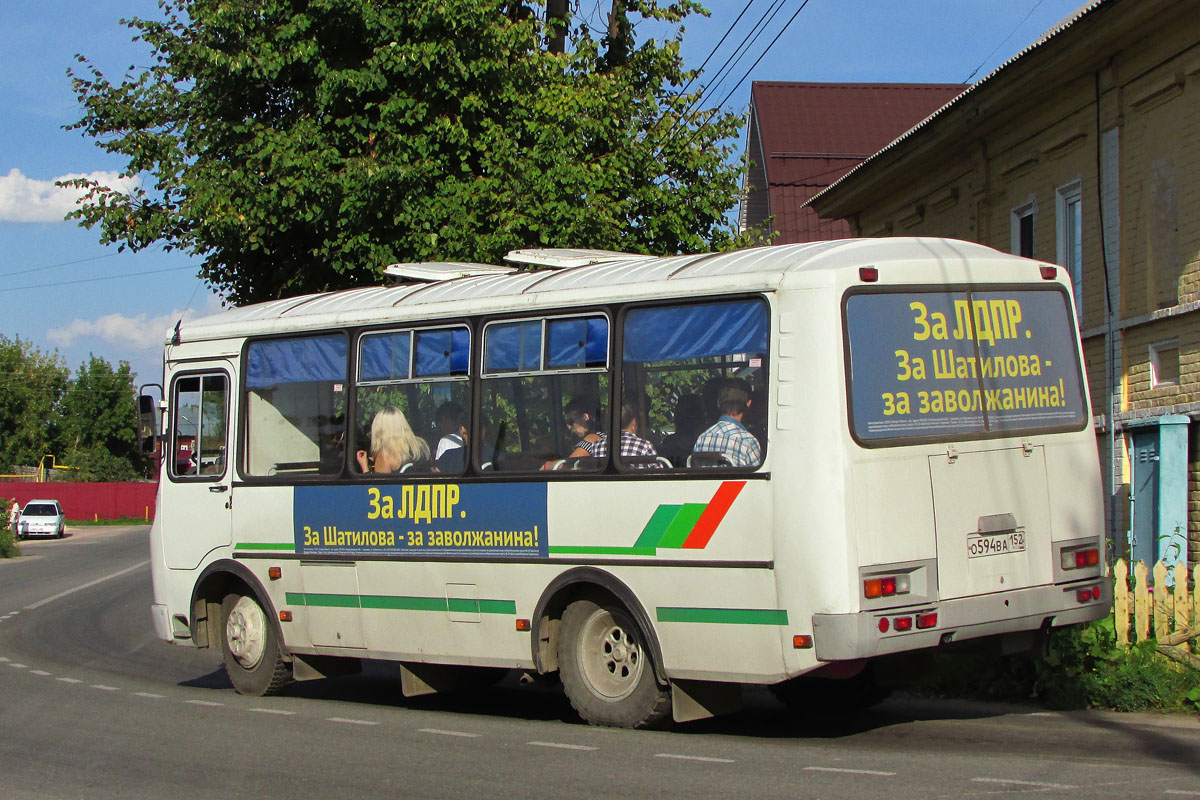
170 237 1014 345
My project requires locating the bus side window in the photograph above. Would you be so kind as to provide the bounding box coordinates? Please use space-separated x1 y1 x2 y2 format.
355 325 471 476
481 315 610 473
244 334 347 477
620 299 769 471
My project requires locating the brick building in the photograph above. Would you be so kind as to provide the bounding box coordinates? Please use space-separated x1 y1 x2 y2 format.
739 82 965 242
808 0 1200 569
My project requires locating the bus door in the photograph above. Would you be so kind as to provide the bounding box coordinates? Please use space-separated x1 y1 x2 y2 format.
163 367 234 569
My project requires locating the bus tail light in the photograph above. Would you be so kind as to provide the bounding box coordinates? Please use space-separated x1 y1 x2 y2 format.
893 616 913 632
1076 585 1101 603
1061 546 1100 570
859 267 879 282
864 574 910 599
1040 265 1058 280
916 612 938 629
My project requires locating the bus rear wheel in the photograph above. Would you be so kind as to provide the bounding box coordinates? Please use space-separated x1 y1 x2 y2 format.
558 598 670 728
220 591 292 696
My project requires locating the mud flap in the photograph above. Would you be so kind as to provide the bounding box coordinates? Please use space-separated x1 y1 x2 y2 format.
670 679 742 723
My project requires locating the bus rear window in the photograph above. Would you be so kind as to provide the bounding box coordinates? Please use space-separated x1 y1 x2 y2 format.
844 287 1087 446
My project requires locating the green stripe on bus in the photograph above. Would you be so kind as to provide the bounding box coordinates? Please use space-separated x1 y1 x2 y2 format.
548 545 659 556
656 504 707 549
633 504 682 548
284 592 515 615
656 607 789 625
236 542 296 551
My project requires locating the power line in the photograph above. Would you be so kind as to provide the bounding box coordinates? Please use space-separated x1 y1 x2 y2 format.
0 264 196 294
0 253 121 279
963 0 1049 83
665 0 813 161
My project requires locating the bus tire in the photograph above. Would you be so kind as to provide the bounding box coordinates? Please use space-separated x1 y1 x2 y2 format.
220 591 292 696
558 598 670 728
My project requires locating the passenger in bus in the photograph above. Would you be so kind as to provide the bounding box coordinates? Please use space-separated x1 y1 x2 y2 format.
433 401 469 473
356 405 430 473
692 380 761 468
565 398 607 459
619 402 662 469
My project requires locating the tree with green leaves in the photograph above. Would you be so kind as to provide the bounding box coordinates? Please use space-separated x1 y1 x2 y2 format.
59 356 143 481
65 0 748 305
0 335 69 473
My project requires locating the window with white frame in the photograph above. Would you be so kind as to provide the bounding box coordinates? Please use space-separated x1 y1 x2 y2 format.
1056 181 1083 324
1150 339 1180 388
1011 199 1036 259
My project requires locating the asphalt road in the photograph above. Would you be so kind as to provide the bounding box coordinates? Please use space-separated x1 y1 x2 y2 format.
1 526 1198 800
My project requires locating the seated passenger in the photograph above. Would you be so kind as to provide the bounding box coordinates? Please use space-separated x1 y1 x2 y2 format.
659 393 704 466
565 398 607 459
356 405 430 473
619 403 661 469
692 381 761 468
433 401 467 471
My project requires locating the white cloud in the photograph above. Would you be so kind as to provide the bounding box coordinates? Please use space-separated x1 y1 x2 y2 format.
0 168 140 223
47 299 222 354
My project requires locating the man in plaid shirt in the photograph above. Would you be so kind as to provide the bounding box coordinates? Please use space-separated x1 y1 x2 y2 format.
692 381 761 468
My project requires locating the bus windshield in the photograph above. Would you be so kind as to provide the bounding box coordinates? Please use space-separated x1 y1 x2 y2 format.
844 286 1088 445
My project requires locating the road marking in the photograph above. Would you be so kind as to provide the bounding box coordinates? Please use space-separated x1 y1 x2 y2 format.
57 677 82 684
8 663 27 669
132 692 165 699
185 700 224 707
24 560 149 610
0 656 9 662
91 684 120 691
529 741 599 751
420 728 481 738
973 778 1079 790
655 754 735 764
1028 712 1058 717
250 708 296 716
30 669 51 676
1165 791 1200 797
328 717 379 726
805 767 896 776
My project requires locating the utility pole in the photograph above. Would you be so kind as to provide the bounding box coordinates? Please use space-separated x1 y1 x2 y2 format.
547 0 568 53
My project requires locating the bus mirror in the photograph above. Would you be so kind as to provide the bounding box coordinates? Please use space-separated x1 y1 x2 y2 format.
137 394 160 455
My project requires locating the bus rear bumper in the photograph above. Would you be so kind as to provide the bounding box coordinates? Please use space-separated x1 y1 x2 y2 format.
811 579 1111 661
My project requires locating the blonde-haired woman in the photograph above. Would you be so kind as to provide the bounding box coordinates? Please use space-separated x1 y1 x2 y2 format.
356 405 430 473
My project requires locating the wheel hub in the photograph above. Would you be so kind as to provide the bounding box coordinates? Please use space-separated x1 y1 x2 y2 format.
579 608 643 701
226 596 266 670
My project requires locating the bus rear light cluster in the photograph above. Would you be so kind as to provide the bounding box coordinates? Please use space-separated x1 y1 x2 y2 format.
1061 546 1100 570
864 574 911 599
1076 585 1101 603
877 611 937 634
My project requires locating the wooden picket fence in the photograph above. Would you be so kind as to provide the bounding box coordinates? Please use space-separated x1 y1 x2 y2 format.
1112 559 1200 667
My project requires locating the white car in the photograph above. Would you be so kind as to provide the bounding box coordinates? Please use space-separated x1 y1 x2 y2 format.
18 500 66 539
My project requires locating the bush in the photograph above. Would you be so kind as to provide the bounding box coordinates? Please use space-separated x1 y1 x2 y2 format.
918 616 1200 712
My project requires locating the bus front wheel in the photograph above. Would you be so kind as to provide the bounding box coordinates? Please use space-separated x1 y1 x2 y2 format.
220 592 292 696
558 598 670 728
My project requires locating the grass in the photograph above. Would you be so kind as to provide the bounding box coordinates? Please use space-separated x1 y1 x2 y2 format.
68 516 153 526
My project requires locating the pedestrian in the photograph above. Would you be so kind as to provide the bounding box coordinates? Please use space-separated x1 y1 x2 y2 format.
9 499 21 539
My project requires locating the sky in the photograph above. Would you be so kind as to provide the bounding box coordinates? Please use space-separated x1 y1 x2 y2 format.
0 0 1091 388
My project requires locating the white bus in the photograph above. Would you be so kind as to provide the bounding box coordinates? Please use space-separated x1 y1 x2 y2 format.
147 238 1110 727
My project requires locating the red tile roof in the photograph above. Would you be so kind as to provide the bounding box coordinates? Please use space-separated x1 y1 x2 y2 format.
746 82 965 242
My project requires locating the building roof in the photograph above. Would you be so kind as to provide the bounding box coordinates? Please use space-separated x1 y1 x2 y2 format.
809 1 1105 210
743 82 966 242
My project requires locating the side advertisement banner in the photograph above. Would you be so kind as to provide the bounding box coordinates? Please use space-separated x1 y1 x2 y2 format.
293 482 548 558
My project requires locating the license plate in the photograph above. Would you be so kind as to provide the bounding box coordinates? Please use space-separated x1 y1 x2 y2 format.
967 530 1025 558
